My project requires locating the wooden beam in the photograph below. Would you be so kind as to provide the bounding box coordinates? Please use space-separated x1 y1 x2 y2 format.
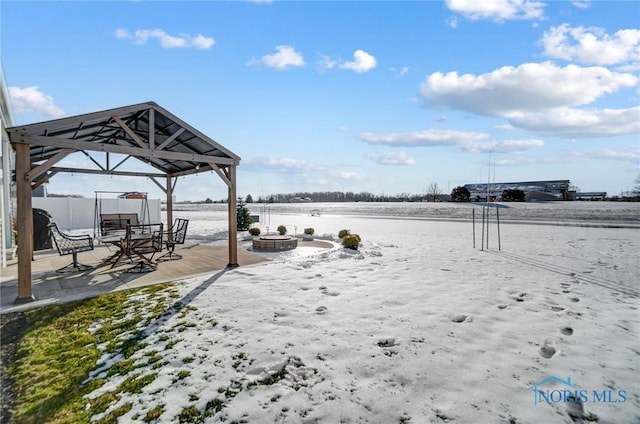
32 171 58 190
166 175 173 232
148 176 166 193
6 102 151 135
227 165 238 268
112 115 146 148
14 143 35 303
49 167 166 178
15 134 238 166
81 151 107 171
148 107 155 149
209 163 232 187
26 148 74 181
157 128 185 150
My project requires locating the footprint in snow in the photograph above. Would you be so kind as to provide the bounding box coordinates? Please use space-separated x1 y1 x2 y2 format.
539 340 557 359
315 306 328 315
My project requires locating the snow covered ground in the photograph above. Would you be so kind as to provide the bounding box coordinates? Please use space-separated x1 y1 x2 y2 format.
88 202 639 423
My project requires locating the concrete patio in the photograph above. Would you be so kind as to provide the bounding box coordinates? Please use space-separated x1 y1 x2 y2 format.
0 243 268 314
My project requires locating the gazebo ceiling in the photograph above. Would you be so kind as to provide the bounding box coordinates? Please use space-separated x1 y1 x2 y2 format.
7 101 240 178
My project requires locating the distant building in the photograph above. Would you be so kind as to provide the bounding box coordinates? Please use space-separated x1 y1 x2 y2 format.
464 180 572 201
575 192 607 201
289 197 312 203
118 192 147 199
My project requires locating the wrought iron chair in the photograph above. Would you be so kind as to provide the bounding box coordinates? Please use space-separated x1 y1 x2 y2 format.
49 223 94 273
157 218 189 261
124 223 164 273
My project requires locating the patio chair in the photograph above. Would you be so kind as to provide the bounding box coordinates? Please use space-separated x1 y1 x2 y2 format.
157 218 189 261
49 223 94 273
124 223 163 273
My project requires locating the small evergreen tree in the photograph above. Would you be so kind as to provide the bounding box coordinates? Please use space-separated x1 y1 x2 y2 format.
236 198 253 230
246 194 254 203
451 186 471 202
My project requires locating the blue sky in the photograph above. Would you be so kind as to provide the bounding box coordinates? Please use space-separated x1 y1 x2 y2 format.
2 0 639 201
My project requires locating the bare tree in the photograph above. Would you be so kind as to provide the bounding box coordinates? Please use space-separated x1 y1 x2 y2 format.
426 182 442 202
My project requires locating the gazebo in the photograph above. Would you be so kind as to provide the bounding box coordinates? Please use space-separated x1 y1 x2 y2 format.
7 101 241 304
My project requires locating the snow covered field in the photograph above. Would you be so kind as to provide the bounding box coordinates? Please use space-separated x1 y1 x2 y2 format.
89 202 639 423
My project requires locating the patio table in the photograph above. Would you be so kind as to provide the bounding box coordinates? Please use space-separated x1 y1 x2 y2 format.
99 231 157 268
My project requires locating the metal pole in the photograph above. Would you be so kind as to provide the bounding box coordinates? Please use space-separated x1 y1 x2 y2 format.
481 207 485 251
472 208 476 248
496 206 501 251
486 206 490 250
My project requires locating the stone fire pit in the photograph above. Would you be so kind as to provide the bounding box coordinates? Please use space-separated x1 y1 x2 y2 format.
252 235 298 251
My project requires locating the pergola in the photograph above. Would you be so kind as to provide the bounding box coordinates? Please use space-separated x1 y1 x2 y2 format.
7 101 240 304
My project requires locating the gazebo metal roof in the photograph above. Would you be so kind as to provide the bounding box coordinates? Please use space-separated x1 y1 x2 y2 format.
8 101 240 181
7 101 241 304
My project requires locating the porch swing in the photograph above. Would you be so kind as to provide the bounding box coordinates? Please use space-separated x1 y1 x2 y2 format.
93 191 150 239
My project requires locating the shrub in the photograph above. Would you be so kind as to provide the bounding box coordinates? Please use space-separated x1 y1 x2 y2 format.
451 186 471 202
277 225 287 235
304 227 315 236
248 227 261 236
338 229 350 238
342 234 361 250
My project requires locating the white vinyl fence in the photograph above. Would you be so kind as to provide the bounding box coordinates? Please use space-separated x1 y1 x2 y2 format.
33 197 161 232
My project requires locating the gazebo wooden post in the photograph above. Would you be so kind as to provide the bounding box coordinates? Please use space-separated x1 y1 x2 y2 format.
227 165 238 267
14 142 35 303
166 175 173 233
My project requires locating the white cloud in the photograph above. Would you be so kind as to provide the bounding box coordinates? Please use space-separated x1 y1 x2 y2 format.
339 50 377 73
461 139 545 153
571 0 591 9
357 129 490 147
593 149 640 163
365 151 417 166
358 129 544 155
329 171 365 181
495 123 515 131
8 86 65 117
391 66 410 77
541 24 640 66
420 62 638 117
445 0 545 22
114 28 215 50
245 157 320 172
259 45 305 69
510 106 640 138
316 54 338 71
243 156 365 188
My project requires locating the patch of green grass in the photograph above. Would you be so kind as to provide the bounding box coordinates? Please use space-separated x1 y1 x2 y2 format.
232 352 248 370
4 284 176 424
247 369 288 388
144 404 165 422
119 373 157 394
173 370 191 383
105 358 136 377
145 350 163 365
182 355 196 364
172 321 197 333
93 402 132 424
204 398 225 416
165 338 182 350
177 405 202 423
177 305 198 319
